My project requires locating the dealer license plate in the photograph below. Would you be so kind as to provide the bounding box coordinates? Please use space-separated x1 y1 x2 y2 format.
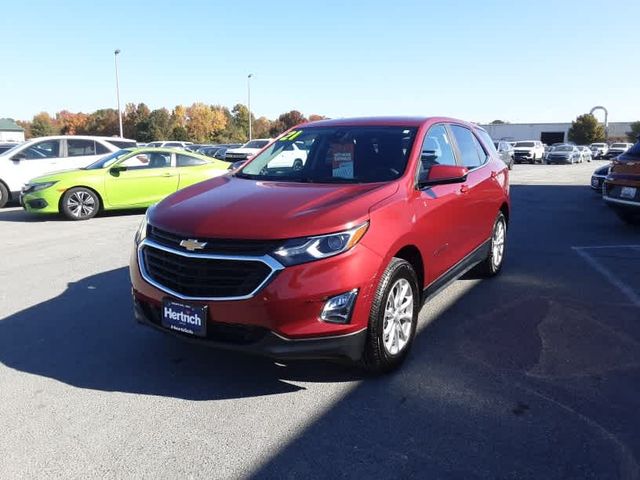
161 299 207 337
620 187 637 199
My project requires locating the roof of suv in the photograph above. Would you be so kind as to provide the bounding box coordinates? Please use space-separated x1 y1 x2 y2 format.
303 116 479 129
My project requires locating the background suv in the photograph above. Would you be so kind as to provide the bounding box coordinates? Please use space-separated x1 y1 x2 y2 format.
590 142 608 159
130 117 510 373
0 135 136 208
513 140 545 164
224 139 273 162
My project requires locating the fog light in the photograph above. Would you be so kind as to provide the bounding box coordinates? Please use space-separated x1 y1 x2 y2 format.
320 289 358 324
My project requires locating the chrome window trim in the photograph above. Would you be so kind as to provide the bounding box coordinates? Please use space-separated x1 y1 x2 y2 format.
137 238 284 301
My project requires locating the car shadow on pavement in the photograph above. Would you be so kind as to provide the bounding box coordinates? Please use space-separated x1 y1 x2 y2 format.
0 267 362 401
0 207 148 222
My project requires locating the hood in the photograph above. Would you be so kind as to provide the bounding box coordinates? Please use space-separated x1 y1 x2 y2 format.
28 168 104 184
514 147 533 152
149 175 399 239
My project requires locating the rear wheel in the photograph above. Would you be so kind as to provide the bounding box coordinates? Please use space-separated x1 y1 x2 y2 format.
292 158 303 171
362 258 419 374
61 187 100 220
0 182 8 208
474 213 507 277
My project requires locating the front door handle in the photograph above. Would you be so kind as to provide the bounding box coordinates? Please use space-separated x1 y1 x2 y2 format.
161 172 175 177
460 184 469 194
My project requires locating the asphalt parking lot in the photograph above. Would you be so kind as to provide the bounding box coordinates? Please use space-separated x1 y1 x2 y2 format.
1 160 639 479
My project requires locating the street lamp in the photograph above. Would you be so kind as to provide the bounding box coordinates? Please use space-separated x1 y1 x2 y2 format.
247 73 253 141
114 49 123 138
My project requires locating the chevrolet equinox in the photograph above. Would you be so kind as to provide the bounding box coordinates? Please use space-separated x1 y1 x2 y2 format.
130 117 510 373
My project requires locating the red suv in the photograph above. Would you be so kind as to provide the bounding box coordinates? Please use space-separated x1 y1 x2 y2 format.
130 117 510 373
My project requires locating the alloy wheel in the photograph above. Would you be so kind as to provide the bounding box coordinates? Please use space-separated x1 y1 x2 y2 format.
492 218 506 269
67 191 96 219
382 278 414 355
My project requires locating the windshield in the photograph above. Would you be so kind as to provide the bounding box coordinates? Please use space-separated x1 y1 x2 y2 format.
591 143 605 147
515 141 534 147
0 143 22 156
238 126 418 184
84 149 133 169
243 140 269 149
556 146 574 152
611 143 627 148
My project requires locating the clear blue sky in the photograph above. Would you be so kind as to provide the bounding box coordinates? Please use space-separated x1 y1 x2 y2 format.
2 0 639 123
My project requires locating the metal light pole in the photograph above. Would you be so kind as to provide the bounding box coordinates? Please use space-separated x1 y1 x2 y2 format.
247 73 253 141
114 49 123 138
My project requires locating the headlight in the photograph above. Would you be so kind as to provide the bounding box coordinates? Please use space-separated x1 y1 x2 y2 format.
135 208 151 244
28 181 58 193
272 222 369 266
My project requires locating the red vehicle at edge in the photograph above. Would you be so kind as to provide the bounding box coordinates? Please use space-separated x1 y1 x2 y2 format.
130 117 510 373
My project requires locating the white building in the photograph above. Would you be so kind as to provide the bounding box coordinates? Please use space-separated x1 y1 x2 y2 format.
479 121 633 144
0 118 25 143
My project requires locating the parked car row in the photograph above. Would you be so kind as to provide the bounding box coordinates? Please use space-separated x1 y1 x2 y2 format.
545 144 592 164
0 135 138 208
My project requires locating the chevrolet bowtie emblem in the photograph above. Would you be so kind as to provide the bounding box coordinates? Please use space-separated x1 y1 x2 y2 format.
180 239 207 251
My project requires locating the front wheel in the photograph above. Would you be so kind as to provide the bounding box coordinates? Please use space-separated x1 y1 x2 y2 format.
61 187 100 220
474 213 507 277
362 258 420 374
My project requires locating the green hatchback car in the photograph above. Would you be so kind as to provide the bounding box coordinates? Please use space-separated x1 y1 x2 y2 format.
21 148 229 220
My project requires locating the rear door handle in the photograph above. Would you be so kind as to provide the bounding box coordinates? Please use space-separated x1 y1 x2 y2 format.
460 184 469 194
162 172 175 177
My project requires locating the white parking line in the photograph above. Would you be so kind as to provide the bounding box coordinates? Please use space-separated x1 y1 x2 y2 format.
572 246 640 308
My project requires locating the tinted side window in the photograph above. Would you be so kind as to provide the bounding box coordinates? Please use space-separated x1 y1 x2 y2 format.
417 124 457 180
23 140 60 159
107 140 137 149
450 125 483 168
121 152 171 169
177 154 206 166
477 130 498 158
95 142 110 154
67 139 96 157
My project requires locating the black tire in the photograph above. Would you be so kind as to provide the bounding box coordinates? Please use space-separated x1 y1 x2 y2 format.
292 158 303 171
0 182 8 208
61 187 100 220
474 213 507 278
361 258 420 374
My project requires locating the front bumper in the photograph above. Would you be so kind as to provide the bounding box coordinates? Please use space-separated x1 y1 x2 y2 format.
130 240 382 359
133 295 367 361
20 190 60 213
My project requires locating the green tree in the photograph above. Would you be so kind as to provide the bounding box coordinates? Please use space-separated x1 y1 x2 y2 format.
123 103 151 140
143 108 172 142
30 112 59 137
490 119 508 125
626 121 640 142
171 125 189 141
567 114 605 144
84 109 119 136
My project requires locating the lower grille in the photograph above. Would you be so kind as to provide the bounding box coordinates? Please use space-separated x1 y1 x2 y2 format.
141 245 275 299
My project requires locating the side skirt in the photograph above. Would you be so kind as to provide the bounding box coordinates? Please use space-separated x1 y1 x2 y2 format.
422 239 491 304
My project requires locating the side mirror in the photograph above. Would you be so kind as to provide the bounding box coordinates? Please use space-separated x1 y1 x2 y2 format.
109 165 127 175
419 165 468 188
11 152 26 161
